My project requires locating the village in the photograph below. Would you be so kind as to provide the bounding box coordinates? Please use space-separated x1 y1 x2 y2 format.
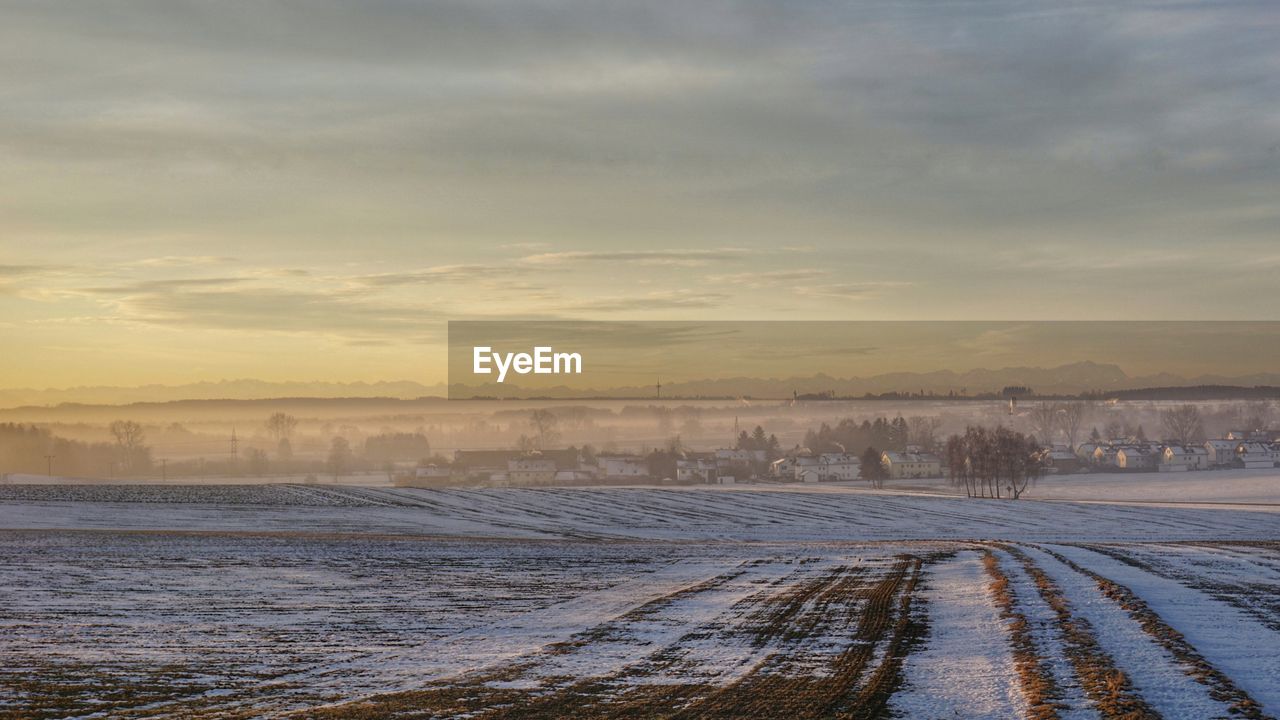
400 427 1280 488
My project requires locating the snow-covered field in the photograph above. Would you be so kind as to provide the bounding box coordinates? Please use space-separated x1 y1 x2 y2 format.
2 481 1277 718
894 468 1280 507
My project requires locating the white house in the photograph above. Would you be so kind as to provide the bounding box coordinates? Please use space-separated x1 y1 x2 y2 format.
1093 445 1121 468
508 456 557 485
1040 448 1083 474
716 448 766 463
793 455 821 482
818 453 860 481
597 454 650 479
1116 446 1158 471
1074 442 1102 463
676 457 718 484
770 457 795 479
1159 445 1209 472
1236 442 1279 469
881 451 942 479
554 469 596 483
1204 440 1239 467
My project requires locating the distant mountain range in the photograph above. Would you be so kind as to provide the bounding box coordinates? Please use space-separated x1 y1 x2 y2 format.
452 361 1280 399
6 362 1280 408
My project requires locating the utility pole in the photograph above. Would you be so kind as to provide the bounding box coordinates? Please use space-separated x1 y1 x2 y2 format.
656 377 661 400
44 454 55 476
160 458 167 482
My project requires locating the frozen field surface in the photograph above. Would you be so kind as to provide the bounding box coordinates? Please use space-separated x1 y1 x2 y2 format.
2 483 1278 718
894 469 1280 506
1 480 1278 541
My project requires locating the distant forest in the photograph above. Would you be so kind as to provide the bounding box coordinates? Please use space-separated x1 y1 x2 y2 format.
796 385 1280 402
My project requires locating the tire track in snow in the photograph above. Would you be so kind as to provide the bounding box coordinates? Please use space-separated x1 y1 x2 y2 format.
1020 545 1242 720
1050 544 1278 719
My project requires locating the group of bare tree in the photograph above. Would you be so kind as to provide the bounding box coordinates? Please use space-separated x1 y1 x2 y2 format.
945 426 1044 499
1159 404 1206 445
1026 401 1091 449
264 412 299 458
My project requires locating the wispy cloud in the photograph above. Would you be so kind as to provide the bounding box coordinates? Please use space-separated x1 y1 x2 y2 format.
0 264 65 278
353 264 527 287
129 255 238 268
77 277 246 295
792 282 909 300
559 289 729 313
521 248 754 267
708 269 828 286
111 284 432 337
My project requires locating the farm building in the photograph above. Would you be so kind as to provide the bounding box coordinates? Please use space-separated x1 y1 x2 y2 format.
881 451 942 479
676 457 718 484
1116 446 1158 471
1040 448 1084 474
1204 440 1239 468
1159 445 1209 472
793 456 821 482
597 454 650 479
508 456 558 485
1236 442 1279 469
818 453 860 481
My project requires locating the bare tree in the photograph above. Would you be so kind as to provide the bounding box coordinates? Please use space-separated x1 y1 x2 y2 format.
264 412 299 442
327 436 352 478
945 425 1042 500
1057 402 1090 451
1239 401 1274 432
907 416 943 451
109 420 145 451
108 420 148 473
265 412 299 459
1160 404 1205 445
1027 403 1059 444
528 409 560 449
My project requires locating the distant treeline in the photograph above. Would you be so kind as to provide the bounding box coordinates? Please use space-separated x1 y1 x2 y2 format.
799 385 1280 401
0 423 150 477
0 420 443 480
802 417 913 456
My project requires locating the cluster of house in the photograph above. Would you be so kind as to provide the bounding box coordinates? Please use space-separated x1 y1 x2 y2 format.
408 449 596 486
402 444 946 488
412 447 781 487
768 448 944 481
1040 429 1280 474
402 428 1279 488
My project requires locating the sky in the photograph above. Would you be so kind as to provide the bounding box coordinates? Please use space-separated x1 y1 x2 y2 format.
2 1 1279 389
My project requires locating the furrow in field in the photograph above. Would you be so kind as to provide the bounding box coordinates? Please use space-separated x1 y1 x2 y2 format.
989 546 1098 720
666 553 927 719
1048 544 1278 719
1020 544 1243 720
296 556 792 719
1002 545 1156 719
1084 542 1280 634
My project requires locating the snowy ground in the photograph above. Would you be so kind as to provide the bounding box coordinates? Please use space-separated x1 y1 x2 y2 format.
1 481 1278 542
2 482 1277 718
891 468 1280 506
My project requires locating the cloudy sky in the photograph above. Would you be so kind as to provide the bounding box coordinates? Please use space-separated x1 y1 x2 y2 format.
2 1 1278 388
